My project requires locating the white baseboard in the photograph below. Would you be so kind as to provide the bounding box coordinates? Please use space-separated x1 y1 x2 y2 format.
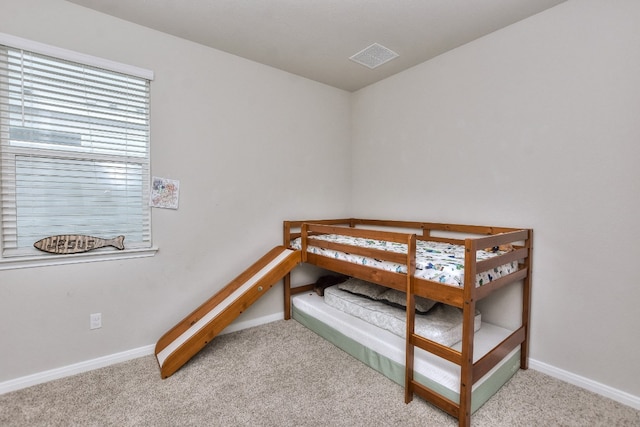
0 312 285 396
529 358 640 410
0 344 156 395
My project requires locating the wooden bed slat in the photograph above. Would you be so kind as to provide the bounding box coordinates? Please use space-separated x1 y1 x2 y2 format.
475 267 528 301
306 252 408 291
473 326 526 383
475 247 528 273
306 223 414 244
352 218 426 230
305 238 408 264
414 279 464 307
417 235 466 245
473 229 530 249
422 222 521 236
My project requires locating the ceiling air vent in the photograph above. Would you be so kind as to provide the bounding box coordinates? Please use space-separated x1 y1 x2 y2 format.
349 43 399 69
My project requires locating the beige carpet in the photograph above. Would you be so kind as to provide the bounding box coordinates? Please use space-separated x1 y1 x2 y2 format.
1 320 638 426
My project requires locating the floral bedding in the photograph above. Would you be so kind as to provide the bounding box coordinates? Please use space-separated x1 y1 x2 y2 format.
291 234 518 288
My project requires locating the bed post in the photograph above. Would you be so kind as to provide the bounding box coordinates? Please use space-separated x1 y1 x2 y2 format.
283 221 292 320
459 238 478 427
283 273 292 320
521 229 533 369
420 223 431 239
301 223 309 263
404 234 417 404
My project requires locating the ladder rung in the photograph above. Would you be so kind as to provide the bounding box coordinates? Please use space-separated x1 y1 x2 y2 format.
411 333 462 364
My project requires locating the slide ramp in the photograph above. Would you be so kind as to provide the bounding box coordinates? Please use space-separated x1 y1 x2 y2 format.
155 246 300 378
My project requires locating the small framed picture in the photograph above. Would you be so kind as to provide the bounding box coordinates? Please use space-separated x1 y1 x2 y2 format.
150 176 180 209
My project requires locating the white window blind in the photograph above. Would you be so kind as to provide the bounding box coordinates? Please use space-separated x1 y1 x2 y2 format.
0 39 152 258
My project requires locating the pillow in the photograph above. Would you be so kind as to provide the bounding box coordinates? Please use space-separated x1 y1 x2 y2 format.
313 274 349 296
378 288 437 314
337 277 437 314
337 277 388 300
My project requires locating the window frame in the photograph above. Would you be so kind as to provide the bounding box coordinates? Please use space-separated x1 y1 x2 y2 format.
0 33 157 270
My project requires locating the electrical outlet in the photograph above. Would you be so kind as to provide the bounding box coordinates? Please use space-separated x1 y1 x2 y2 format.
90 313 102 330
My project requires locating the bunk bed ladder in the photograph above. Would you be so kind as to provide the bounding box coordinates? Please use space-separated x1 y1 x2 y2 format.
404 236 478 427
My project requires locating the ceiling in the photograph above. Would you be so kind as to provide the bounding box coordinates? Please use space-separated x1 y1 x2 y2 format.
66 0 567 92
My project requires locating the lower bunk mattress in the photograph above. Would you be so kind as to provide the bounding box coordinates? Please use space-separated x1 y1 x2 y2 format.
323 284 481 347
291 291 521 413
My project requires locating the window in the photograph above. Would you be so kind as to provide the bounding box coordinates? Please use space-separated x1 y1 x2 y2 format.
0 34 155 267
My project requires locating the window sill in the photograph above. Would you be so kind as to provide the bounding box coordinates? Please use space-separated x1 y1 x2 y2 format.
0 247 158 271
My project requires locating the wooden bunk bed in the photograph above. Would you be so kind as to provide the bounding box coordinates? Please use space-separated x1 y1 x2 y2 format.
282 218 532 427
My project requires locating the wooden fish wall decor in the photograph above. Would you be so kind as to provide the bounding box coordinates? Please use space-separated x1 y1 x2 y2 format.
33 235 125 254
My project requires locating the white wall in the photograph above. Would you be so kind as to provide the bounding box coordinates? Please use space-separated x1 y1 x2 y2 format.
0 0 351 381
351 0 640 398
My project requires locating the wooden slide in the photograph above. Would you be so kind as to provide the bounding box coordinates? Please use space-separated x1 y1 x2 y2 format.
155 246 301 378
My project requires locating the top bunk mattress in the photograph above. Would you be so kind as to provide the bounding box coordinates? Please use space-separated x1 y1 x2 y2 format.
291 234 518 287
